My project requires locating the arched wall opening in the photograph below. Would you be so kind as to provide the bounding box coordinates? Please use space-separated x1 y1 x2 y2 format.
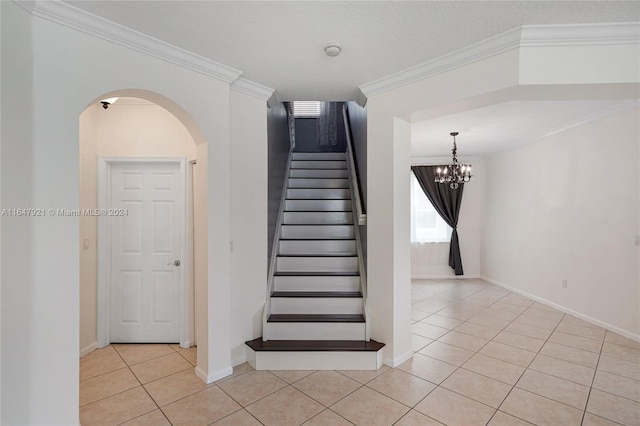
79 90 207 357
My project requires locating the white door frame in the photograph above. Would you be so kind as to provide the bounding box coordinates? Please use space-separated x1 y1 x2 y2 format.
97 156 192 348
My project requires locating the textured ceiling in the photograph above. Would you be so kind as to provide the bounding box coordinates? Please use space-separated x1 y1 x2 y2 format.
66 1 638 101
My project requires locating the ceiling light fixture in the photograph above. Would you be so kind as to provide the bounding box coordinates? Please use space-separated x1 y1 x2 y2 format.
435 132 472 190
100 97 119 109
324 43 341 57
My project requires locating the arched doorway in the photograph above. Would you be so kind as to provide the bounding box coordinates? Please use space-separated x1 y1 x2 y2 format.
79 90 206 355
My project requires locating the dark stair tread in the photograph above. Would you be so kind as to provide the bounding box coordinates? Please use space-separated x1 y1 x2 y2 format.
288 177 348 179
245 338 384 352
287 186 350 191
268 314 365 323
277 254 357 258
279 238 356 241
280 224 354 226
271 291 362 298
275 272 360 276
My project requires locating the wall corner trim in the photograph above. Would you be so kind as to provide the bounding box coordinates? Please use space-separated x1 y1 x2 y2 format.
383 350 413 368
195 366 234 384
481 276 640 343
231 77 275 101
360 22 640 97
79 341 98 358
26 0 243 83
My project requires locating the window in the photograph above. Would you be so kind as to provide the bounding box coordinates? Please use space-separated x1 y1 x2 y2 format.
293 101 322 117
411 173 452 243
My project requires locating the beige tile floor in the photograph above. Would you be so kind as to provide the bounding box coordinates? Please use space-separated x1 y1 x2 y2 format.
80 279 640 425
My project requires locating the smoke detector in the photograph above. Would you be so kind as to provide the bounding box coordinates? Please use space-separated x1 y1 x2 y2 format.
324 43 342 57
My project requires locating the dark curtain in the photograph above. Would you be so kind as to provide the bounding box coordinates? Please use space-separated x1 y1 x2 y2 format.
411 166 465 275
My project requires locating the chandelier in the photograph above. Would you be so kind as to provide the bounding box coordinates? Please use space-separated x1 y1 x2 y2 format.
435 132 472 190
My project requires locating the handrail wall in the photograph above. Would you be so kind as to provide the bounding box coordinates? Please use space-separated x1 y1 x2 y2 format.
342 105 369 340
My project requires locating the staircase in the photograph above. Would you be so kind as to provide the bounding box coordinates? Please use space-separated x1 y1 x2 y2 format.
246 151 384 370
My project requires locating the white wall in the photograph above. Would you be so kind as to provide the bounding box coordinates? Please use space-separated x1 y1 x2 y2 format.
1 4 240 421
481 107 640 338
230 89 268 365
79 101 197 355
411 158 484 279
365 50 520 367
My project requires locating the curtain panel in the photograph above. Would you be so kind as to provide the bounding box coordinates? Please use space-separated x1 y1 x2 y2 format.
411 166 465 275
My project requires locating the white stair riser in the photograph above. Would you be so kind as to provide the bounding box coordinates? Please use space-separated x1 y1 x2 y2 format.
280 225 354 239
247 349 383 370
271 297 363 314
291 160 346 169
290 169 348 179
279 240 356 255
288 178 348 189
276 257 358 273
273 275 360 292
287 188 349 199
283 212 353 225
266 322 365 340
285 199 351 212
292 152 346 161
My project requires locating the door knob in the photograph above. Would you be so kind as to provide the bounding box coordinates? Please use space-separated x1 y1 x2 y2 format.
168 260 181 266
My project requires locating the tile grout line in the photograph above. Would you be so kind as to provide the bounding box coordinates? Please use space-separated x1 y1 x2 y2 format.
579 329 606 425
405 286 525 423
490 308 573 425
114 344 168 425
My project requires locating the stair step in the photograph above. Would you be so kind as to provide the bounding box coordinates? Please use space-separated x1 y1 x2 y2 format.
265 317 365 340
283 212 353 225
287 188 350 199
275 271 359 276
276 256 358 273
268 314 365 322
285 199 351 212
292 152 346 161
270 293 363 314
288 178 349 189
246 338 384 352
271 291 361 298
290 169 348 179
281 225 355 239
273 275 360 292
291 160 346 169
245 338 383 370
279 239 356 256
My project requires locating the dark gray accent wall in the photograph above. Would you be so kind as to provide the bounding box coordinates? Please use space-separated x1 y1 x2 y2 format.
345 101 367 266
267 101 291 260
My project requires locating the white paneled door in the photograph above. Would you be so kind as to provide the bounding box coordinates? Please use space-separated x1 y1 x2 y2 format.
108 162 184 343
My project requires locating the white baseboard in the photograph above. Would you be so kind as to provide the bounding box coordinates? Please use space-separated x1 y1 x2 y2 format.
80 341 98 358
481 276 640 343
195 365 234 384
232 355 247 367
412 274 480 280
384 349 413 368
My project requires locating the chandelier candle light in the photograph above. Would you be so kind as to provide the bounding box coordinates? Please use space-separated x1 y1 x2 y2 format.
435 132 472 190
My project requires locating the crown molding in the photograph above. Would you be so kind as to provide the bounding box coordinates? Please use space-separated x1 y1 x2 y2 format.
230 77 274 101
13 0 36 14
359 27 522 98
23 0 242 83
521 22 640 47
360 22 640 98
